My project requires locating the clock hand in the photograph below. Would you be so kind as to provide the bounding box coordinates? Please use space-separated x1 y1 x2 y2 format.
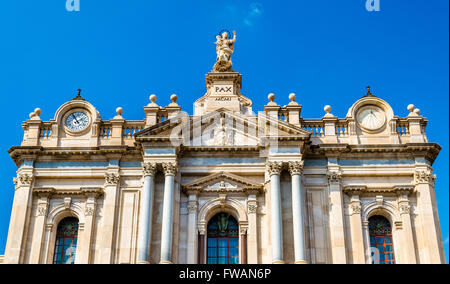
71 114 80 124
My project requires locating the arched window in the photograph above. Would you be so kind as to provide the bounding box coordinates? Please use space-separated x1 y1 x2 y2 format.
207 213 239 264
53 217 79 264
369 215 395 264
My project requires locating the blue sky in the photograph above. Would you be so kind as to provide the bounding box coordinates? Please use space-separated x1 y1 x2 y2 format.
0 0 448 262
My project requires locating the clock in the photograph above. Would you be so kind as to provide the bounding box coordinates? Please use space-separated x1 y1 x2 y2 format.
356 105 386 131
64 111 90 133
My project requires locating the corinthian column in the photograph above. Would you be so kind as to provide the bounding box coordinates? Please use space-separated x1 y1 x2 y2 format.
137 162 156 264
288 161 307 264
160 162 177 264
267 161 284 264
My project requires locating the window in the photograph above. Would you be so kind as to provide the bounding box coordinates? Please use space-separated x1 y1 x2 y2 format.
369 215 395 264
53 217 79 264
207 213 239 264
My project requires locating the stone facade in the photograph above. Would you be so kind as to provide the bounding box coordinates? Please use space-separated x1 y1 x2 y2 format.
1 36 446 264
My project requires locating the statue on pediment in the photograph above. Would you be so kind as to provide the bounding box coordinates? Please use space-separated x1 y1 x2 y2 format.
213 31 236 72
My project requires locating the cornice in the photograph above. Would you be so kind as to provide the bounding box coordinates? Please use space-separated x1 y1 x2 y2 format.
8 146 138 167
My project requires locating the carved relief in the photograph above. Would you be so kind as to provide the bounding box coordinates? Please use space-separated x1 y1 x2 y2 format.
37 203 49 217
85 203 96 216
247 202 258 214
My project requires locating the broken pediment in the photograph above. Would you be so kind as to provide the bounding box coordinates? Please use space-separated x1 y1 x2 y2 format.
182 172 264 194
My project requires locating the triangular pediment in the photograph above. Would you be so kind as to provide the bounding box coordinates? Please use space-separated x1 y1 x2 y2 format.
182 171 264 194
135 108 311 146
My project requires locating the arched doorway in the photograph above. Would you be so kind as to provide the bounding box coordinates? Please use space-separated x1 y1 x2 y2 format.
369 215 395 264
206 213 239 264
53 217 79 264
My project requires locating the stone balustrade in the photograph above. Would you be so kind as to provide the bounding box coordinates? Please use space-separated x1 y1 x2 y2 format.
18 93 428 148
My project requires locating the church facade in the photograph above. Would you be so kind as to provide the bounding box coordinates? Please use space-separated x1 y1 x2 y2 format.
1 33 446 264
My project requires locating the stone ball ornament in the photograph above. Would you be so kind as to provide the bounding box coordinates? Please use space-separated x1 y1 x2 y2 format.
324 105 332 114
289 93 296 102
407 104 415 113
116 107 123 116
170 94 178 103
268 93 275 102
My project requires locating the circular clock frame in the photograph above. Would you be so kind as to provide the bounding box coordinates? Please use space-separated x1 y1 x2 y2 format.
62 108 92 135
356 105 386 133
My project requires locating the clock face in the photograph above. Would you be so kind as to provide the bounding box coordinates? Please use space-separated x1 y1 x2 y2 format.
357 106 386 131
65 111 90 132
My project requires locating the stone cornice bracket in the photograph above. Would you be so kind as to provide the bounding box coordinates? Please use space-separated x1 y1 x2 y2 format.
326 170 342 184
266 161 283 176
393 185 415 196
414 170 436 185
105 172 120 186
81 187 104 199
162 162 178 176
343 185 367 196
288 161 304 175
142 162 157 177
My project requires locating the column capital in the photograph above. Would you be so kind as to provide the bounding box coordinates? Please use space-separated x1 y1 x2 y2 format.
266 161 283 176
15 173 33 187
288 161 304 176
414 170 436 185
187 200 198 214
143 162 157 177
162 162 178 176
247 200 258 214
105 173 120 186
349 201 362 216
327 170 342 184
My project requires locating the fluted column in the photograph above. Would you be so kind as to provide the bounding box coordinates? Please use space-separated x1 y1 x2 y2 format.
160 162 177 264
186 193 198 264
137 162 156 264
288 161 307 264
267 162 284 264
396 186 417 264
